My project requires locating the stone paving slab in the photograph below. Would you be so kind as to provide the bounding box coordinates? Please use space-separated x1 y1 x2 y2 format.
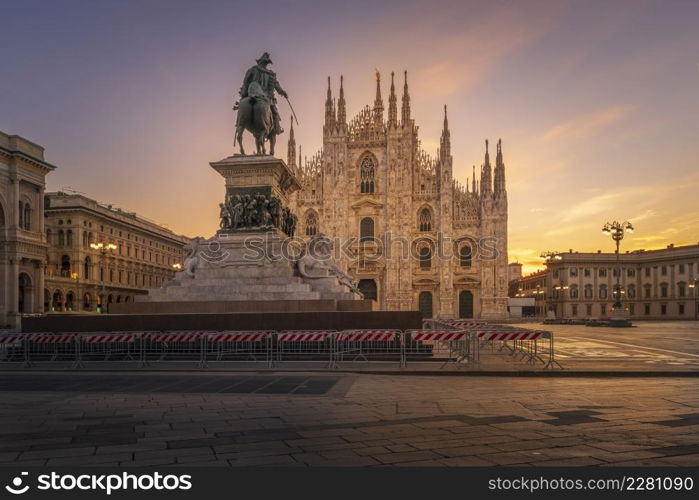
0 372 697 466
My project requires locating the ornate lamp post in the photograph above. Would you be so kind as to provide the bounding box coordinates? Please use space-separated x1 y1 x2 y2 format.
602 221 634 324
90 242 117 313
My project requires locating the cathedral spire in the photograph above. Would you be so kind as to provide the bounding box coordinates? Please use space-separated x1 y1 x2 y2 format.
401 70 411 126
481 139 492 194
387 71 398 128
324 76 335 130
494 138 506 195
337 75 346 126
287 117 296 169
472 165 476 193
373 70 384 123
298 144 302 170
440 105 451 160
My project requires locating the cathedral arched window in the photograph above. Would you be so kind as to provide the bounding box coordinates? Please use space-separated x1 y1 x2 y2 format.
360 217 374 242
459 245 472 268
418 207 432 232
305 211 318 236
360 156 375 194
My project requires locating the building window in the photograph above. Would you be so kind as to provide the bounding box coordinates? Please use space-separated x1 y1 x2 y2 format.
360 156 375 193
459 245 472 268
627 268 635 277
586 304 592 316
570 268 578 277
679 303 685 315
58 230 65 247
305 211 318 236
644 284 651 298
601 304 606 316
82 231 89 248
679 264 685 274
66 230 73 247
661 266 667 276
613 268 620 278
553 270 559 279
627 285 636 299
419 247 432 270
599 285 607 299
418 291 433 319
584 268 591 277
678 282 686 298
569 285 579 298
584 285 593 299
60 255 71 277
644 267 650 277
418 207 432 232
599 269 607 277
660 283 668 298
84 257 91 279
22 202 31 230
661 304 667 315
644 304 651 315
571 304 578 316
359 217 374 241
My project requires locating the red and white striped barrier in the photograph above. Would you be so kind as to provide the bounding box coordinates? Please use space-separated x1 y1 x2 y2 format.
476 331 543 341
208 331 269 342
145 331 205 342
277 331 335 342
411 331 467 341
337 330 397 342
0 334 26 345
83 333 137 343
31 334 75 343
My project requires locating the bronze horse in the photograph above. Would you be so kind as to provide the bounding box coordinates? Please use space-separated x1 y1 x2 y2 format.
234 81 276 156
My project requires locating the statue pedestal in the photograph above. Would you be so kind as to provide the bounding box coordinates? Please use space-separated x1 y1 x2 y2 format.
133 155 363 308
210 154 301 207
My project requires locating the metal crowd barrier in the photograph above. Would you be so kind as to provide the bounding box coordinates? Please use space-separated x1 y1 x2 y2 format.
0 324 559 370
334 329 402 368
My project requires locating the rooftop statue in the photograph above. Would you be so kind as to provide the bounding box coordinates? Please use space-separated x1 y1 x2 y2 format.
234 52 295 156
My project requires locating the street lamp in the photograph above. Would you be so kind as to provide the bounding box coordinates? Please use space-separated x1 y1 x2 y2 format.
172 263 182 271
689 279 699 321
90 242 117 313
601 220 634 314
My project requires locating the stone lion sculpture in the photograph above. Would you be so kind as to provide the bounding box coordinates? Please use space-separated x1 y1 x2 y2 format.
297 234 363 296
182 237 205 278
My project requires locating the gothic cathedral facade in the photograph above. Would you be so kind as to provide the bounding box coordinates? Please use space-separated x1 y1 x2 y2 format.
288 72 508 319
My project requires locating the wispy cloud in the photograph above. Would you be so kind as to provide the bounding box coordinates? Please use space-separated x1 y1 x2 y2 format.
542 105 636 143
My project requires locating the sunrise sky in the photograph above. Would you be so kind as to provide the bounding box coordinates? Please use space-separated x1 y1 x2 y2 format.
2 0 698 274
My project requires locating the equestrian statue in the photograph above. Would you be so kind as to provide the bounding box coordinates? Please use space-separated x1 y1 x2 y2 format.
234 52 296 156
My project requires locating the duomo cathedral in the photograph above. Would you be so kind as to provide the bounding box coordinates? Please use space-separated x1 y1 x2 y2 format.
288 71 509 319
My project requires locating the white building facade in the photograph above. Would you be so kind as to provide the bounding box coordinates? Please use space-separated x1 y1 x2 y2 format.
289 72 509 319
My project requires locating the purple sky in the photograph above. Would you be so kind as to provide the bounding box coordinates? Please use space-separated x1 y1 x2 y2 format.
2 0 698 272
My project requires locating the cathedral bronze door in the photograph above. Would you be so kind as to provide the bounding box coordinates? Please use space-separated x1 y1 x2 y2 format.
358 279 377 301
459 290 474 318
418 291 433 319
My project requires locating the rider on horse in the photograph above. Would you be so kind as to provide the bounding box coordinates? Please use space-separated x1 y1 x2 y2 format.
238 52 287 135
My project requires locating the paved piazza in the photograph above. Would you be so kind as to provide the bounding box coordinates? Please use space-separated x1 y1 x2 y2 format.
510 321 699 371
0 372 697 467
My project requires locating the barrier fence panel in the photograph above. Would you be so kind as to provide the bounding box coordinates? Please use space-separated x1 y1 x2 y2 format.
475 329 562 369
75 332 139 368
141 331 208 368
0 334 26 363
203 331 271 367
272 330 336 368
24 333 77 367
334 329 402 368
403 330 477 369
